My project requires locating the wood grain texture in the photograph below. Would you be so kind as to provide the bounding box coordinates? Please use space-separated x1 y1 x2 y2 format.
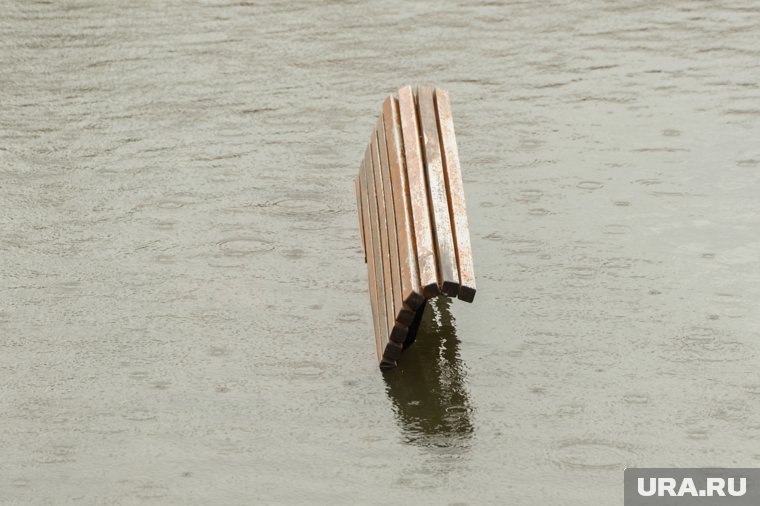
362 145 388 362
355 175 366 263
383 96 424 310
398 86 439 298
376 114 415 327
435 88 476 302
417 85 459 297
370 131 408 345
357 157 383 360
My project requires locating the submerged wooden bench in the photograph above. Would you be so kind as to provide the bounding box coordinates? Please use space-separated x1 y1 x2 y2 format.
355 85 476 369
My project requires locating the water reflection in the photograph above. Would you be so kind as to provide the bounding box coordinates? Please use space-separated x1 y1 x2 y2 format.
383 297 474 451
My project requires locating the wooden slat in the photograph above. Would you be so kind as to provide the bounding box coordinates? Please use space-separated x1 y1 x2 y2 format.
397 86 439 298
355 175 366 263
383 96 424 311
376 114 415 327
370 132 409 345
417 85 459 297
357 160 383 361
382 338 403 367
435 88 476 302
362 146 388 361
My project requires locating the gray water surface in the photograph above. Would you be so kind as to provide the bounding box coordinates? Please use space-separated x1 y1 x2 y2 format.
2 1 760 504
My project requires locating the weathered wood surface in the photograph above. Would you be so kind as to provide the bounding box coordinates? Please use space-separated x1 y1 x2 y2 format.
435 89 477 302
355 175 366 263
370 133 408 347
383 96 424 311
358 161 383 362
398 86 439 299
417 85 459 297
356 86 476 368
362 147 388 362
376 115 415 327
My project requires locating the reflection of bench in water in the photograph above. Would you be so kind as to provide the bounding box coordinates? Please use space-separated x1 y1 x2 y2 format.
384 296 473 448
355 85 476 369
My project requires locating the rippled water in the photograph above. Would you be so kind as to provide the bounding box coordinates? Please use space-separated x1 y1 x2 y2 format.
2 1 759 504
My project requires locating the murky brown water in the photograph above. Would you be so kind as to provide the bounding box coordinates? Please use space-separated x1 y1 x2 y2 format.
2 1 760 504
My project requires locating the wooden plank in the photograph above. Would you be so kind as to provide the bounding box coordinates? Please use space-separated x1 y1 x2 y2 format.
416 85 459 297
376 114 415 327
382 339 403 367
370 131 408 345
435 88 476 302
362 145 388 362
355 175 366 263
380 356 398 370
382 96 424 311
397 86 439 298
357 161 383 361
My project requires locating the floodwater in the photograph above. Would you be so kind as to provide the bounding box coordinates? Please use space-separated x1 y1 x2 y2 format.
2 1 759 504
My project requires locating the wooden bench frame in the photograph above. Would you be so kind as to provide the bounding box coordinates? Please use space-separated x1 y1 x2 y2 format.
355 85 476 369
